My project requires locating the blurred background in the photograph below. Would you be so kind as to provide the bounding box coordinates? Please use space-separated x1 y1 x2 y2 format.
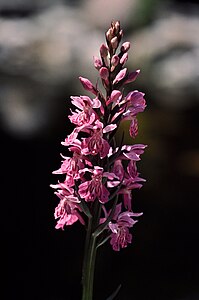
1 0 199 299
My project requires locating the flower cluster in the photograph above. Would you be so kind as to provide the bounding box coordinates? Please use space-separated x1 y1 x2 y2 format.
51 21 147 251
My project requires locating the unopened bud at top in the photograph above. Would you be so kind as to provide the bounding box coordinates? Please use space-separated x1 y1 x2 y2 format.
111 20 120 35
106 20 121 43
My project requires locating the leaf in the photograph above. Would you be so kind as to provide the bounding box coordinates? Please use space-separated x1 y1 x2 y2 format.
106 284 122 300
96 234 111 249
79 198 92 219
93 195 118 237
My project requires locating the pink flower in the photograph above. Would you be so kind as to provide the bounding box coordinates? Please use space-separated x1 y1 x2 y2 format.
54 197 79 229
50 181 74 194
124 160 145 185
78 166 109 203
112 159 125 181
81 120 116 158
78 166 119 203
116 160 145 210
69 95 101 127
118 182 143 210
61 129 79 147
109 156 145 210
108 204 142 251
110 224 132 251
53 146 86 187
51 183 83 229
71 95 101 111
123 90 146 117
122 144 147 161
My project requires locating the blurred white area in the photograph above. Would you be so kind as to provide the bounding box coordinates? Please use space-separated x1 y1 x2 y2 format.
0 0 198 137
82 0 138 28
0 4 100 82
130 13 199 107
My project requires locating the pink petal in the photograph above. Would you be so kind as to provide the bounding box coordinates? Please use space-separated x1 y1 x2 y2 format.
103 124 117 133
99 185 110 203
93 97 101 108
100 139 110 158
103 171 119 180
108 90 122 105
70 96 84 110
61 129 79 146
129 117 138 138
107 180 120 188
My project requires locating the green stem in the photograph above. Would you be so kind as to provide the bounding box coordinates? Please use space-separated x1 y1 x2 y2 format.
82 216 92 288
82 221 97 300
82 200 101 300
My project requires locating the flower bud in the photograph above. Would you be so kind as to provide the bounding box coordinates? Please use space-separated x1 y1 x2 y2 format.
120 53 128 65
121 42 130 53
99 67 109 80
124 69 140 84
110 90 122 104
111 55 120 67
112 20 120 35
111 37 118 50
79 76 97 95
113 68 127 85
106 28 113 42
119 29 123 39
100 44 108 58
93 56 102 70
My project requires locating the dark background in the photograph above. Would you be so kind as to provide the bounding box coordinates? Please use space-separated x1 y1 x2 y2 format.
1 0 199 299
